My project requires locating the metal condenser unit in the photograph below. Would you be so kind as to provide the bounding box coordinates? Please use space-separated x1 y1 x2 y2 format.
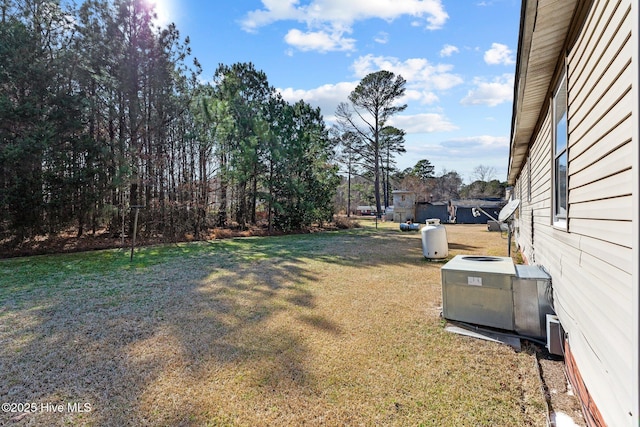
441 256 555 340
513 264 553 339
441 255 517 331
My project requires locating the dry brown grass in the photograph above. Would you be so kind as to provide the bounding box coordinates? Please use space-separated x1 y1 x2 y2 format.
332 216 361 229
0 223 547 426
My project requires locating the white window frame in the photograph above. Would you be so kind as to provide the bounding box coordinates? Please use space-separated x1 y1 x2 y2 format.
552 71 568 229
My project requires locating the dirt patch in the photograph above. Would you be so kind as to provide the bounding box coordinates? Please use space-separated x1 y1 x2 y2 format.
537 351 587 426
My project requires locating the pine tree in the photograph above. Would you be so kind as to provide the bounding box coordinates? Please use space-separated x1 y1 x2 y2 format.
335 70 406 217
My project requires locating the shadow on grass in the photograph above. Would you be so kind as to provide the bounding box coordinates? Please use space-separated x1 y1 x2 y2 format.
448 242 481 251
0 226 429 425
1 225 517 425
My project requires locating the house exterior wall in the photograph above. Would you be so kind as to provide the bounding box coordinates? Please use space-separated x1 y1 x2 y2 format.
632 1 639 423
513 1 638 425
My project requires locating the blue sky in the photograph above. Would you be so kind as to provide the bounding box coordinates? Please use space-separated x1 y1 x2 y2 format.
152 0 521 183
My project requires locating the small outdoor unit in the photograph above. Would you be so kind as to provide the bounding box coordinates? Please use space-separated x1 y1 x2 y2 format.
441 256 556 340
441 255 517 330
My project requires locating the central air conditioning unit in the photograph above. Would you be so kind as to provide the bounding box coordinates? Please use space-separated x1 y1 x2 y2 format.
441 255 555 340
441 255 517 331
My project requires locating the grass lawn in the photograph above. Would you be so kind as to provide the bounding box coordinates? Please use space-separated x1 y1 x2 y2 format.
0 221 546 426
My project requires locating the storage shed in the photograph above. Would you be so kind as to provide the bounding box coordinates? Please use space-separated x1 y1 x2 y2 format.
415 199 505 224
508 1 638 425
415 202 448 224
452 199 504 224
391 190 416 222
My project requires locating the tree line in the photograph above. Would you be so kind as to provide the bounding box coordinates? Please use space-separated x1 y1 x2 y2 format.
0 0 339 243
0 0 506 245
334 160 508 216
395 161 507 202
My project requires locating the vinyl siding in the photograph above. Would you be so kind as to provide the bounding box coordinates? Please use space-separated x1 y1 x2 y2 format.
513 0 636 425
570 125 633 187
517 112 552 265
569 195 634 221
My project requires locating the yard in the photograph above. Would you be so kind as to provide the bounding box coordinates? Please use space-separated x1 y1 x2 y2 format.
0 222 548 426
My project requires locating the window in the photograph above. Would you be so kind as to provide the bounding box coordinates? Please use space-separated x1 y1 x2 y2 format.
553 72 568 228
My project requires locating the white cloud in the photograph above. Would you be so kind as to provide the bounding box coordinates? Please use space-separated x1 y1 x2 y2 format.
410 135 507 160
388 113 457 134
461 73 514 107
445 135 509 151
439 44 459 57
279 81 357 103
374 31 389 44
243 0 449 30
277 78 454 131
351 54 463 90
240 0 301 32
484 42 515 65
277 53 470 141
350 55 463 107
349 54 463 108
284 28 356 52
241 0 448 52
277 81 358 121
404 89 439 105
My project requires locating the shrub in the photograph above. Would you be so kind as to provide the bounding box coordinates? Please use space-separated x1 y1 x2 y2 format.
334 216 361 229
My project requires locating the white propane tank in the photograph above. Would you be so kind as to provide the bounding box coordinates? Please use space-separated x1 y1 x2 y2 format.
421 218 448 259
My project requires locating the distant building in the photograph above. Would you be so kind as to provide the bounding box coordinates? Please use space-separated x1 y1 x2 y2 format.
415 199 505 224
356 206 376 216
391 191 415 222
